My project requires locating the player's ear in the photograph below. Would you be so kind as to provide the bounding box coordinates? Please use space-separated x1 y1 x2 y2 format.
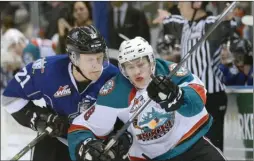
192 2 202 10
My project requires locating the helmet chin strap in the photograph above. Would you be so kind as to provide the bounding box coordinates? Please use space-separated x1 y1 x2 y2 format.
189 2 198 27
189 9 197 27
72 64 91 81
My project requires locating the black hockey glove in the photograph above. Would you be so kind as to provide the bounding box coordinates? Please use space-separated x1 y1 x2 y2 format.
107 131 133 161
37 113 70 137
147 75 184 112
76 138 116 161
11 101 69 137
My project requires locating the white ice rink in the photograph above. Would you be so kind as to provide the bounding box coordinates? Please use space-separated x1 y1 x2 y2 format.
1 99 46 160
1 107 37 160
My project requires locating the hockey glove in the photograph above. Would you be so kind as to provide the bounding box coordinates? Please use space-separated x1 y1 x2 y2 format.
38 113 70 137
11 101 69 137
76 138 116 161
107 131 133 161
147 75 184 112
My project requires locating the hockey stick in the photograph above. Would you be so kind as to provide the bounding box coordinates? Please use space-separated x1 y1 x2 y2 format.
104 1 238 154
118 33 130 41
10 127 53 161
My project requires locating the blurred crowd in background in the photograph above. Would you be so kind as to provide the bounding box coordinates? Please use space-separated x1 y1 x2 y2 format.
1 1 253 90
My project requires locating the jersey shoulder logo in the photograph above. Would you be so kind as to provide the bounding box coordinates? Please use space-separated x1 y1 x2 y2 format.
32 57 47 74
99 79 115 96
169 63 188 77
54 85 71 98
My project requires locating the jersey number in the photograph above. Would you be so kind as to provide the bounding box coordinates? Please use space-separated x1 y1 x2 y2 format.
84 106 95 120
14 67 31 88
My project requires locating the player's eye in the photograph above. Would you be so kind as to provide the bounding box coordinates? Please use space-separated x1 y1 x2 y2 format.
137 62 145 68
126 65 135 70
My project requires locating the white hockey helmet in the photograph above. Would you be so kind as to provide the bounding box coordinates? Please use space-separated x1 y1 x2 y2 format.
118 37 155 77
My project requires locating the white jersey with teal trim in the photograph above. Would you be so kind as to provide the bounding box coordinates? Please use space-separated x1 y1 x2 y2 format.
68 59 212 161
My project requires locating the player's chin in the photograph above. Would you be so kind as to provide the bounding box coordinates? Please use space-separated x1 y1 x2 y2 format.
134 81 147 89
88 73 101 81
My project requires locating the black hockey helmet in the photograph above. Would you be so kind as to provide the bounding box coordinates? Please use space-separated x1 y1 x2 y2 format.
66 25 106 54
66 25 109 66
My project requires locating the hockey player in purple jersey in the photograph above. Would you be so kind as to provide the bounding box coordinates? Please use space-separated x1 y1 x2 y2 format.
2 25 119 161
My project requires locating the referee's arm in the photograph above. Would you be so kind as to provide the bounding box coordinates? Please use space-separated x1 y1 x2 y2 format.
205 17 236 43
162 15 185 39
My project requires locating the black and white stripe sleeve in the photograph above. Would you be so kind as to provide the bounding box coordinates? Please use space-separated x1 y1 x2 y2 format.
205 16 235 44
163 15 186 39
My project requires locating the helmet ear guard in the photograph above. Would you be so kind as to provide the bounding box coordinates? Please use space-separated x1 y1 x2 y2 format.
68 50 80 66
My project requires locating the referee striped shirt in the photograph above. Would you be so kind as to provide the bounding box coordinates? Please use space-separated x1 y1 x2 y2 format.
163 15 233 93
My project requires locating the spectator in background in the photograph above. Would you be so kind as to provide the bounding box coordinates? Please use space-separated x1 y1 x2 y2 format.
1 29 27 89
1 15 15 34
156 29 181 63
0 2 33 39
1 28 56 90
232 5 252 41
0 2 21 19
233 6 245 37
57 1 92 54
22 38 56 65
1 2 27 35
14 7 34 39
108 1 150 49
43 2 70 40
241 15 253 43
220 38 253 86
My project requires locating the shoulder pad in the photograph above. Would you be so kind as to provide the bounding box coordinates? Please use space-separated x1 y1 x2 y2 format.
97 73 133 109
30 55 69 75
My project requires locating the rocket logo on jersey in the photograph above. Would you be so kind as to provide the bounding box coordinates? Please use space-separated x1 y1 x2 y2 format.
54 85 71 98
133 107 175 141
99 80 115 96
169 63 188 77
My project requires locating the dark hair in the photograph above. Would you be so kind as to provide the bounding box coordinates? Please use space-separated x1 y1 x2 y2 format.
2 15 14 30
192 2 209 10
68 1 92 26
201 2 209 10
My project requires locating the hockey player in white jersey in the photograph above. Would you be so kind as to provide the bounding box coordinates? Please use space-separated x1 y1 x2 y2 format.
67 37 226 161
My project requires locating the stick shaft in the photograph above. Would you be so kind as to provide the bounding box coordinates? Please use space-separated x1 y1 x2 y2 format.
10 127 52 161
